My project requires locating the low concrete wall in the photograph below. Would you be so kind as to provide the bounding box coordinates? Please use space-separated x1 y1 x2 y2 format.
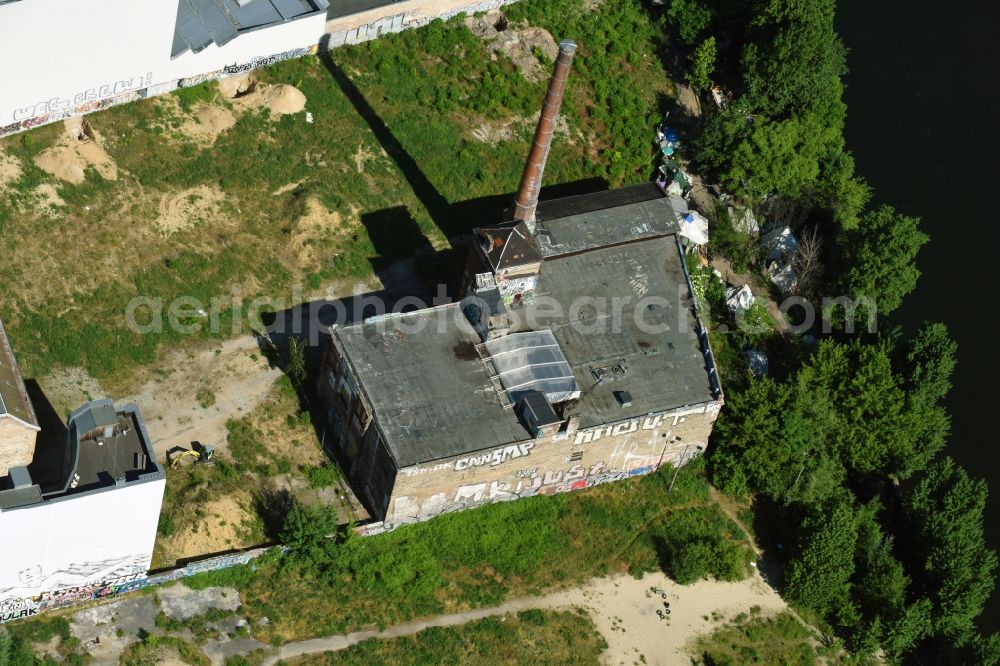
324 0 517 47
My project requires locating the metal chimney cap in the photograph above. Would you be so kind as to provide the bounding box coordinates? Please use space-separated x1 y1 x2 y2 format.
559 40 577 54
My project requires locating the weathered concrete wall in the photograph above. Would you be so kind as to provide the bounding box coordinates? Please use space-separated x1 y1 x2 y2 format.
0 418 39 476
373 402 720 531
324 0 518 47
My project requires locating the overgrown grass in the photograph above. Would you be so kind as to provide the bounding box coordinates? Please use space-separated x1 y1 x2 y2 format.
689 608 852 665
0 0 671 384
228 459 752 642
286 608 607 665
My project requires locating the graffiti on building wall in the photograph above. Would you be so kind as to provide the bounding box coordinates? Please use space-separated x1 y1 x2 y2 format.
454 442 534 471
387 446 689 530
0 547 270 624
0 596 39 622
222 44 318 76
11 72 152 122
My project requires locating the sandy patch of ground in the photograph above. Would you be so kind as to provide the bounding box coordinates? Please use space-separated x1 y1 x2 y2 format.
220 74 308 118
272 180 305 196
291 196 347 268
352 143 387 173
540 571 789 665
33 183 65 209
167 495 257 562
33 118 118 184
182 104 238 145
267 570 794 666
38 336 282 461
0 148 22 189
156 184 228 234
675 83 703 118
218 73 258 99
470 110 571 145
122 336 283 459
466 12 559 82
262 84 307 115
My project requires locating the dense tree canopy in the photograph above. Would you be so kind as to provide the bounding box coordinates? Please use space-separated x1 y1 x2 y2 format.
904 459 998 643
839 204 928 317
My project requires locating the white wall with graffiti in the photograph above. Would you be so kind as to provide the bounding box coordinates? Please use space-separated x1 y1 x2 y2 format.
0 477 164 622
0 0 327 133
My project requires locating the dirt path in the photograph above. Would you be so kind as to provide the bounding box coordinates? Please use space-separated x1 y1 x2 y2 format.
40 336 282 462
263 570 790 666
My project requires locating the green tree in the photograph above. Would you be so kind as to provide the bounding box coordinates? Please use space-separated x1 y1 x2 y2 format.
840 205 928 317
280 502 341 572
686 37 717 92
287 337 308 390
784 495 859 617
741 0 847 118
904 321 957 407
884 599 933 659
666 0 713 46
904 459 998 644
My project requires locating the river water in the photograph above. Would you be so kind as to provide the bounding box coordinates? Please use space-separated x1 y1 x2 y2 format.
838 1 1000 633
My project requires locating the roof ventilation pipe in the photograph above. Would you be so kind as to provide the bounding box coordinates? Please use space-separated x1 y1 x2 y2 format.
510 39 577 229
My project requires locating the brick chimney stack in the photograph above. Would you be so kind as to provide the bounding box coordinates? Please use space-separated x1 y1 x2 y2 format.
510 39 577 225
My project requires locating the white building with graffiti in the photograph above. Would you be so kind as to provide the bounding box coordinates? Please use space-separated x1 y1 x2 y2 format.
0 398 165 622
0 0 329 134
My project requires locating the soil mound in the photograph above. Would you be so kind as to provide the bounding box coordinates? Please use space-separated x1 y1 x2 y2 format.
218 73 257 98
262 84 307 115
33 119 118 184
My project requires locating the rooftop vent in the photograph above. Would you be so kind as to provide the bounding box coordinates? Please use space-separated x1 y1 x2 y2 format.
9 465 32 488
614 390 633 408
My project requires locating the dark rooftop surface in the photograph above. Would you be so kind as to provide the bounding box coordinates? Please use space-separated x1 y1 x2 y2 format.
334 306 528 468
70 412 158 493
533 183 679 257
476 221 542 271
172 0 329 58
0 403 161 509
524 236 715 429
0 317 38 428
333 186 718 467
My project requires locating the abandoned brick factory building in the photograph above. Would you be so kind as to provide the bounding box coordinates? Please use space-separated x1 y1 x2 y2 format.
318 40 723 529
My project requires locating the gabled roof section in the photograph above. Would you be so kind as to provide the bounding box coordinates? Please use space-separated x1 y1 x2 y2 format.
475 221 542 272
0 317 39 430
171 0 329 58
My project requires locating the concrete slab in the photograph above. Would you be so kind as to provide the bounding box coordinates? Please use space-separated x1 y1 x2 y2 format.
70 595 161 663
157 584 241 621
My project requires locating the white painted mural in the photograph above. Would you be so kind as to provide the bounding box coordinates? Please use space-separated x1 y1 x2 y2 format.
0 478 165 616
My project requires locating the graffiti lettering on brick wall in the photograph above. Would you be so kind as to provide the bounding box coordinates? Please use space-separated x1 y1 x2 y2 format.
454 442 534 471
0 88 143 138
574 414 669 445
